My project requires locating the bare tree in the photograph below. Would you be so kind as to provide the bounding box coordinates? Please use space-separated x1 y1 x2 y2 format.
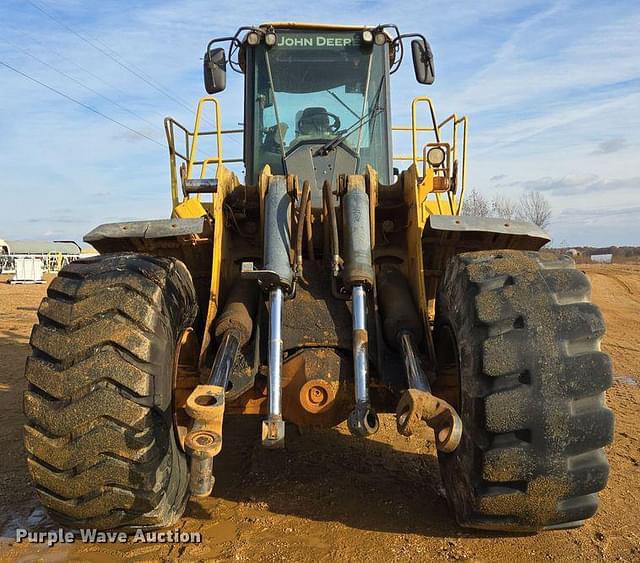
517 191 552 229
463 189 552 229
491 194 518 219
464 190 518 219
462 189 490 217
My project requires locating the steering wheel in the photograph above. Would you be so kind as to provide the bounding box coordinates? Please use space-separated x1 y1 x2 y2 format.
297 111 341 135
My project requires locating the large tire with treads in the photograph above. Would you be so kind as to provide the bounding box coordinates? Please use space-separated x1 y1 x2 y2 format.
23 253 197 530
433 250 613 531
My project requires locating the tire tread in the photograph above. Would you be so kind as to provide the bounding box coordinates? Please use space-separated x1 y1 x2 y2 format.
23 253 197 530
435 250 613 531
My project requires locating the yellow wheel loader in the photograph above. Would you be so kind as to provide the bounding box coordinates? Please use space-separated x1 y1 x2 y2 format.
24 23 613 532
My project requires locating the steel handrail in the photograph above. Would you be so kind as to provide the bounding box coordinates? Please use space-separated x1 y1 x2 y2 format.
165 98 244 206
392 96 468 215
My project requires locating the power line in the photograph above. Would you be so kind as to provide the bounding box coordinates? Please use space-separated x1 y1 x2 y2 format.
0 59 165 148
21 0 244 151
32 41 169 121
26 0 194 113
52 52 169 121
25 0 244 151
5 25 170 120
1 39 164 136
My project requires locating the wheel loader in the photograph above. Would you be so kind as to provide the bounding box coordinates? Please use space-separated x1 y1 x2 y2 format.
23 22 613 533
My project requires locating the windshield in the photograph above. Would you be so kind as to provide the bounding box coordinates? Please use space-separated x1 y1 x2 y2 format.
250 30 391 182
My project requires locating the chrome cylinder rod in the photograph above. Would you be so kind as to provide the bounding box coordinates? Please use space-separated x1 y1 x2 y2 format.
262 287 285 447
187 448 215 497
398 330 431 392
208 329 241 389
352 285 369 404
268 288 283 417
347 285 379 437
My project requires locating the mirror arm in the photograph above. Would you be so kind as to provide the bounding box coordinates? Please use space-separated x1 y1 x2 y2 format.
391 33 429 75
206 25 262 75
389 38 404 74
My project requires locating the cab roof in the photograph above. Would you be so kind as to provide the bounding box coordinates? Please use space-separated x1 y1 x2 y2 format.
260 22 370 31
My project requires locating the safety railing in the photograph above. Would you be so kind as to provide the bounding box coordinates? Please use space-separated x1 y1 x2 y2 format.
164 96 243 207
393 96 468 215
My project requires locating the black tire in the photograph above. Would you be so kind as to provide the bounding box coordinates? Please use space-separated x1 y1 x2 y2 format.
23 253 198 530
433 250 613 531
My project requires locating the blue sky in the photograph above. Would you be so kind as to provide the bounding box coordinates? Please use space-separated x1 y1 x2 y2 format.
1 0 638 246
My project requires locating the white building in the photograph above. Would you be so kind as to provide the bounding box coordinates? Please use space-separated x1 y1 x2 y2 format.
0 239 82 273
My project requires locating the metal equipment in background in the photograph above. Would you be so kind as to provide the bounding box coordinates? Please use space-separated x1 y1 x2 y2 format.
0 240 83 275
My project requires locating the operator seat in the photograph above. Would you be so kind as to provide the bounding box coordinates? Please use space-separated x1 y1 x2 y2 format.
291 107 336 147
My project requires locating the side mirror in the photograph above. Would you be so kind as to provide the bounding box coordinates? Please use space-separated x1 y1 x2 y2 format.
411 38 435 85
204 47 227 94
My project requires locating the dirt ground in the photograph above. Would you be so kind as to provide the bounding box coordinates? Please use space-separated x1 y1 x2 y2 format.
0 264 638 562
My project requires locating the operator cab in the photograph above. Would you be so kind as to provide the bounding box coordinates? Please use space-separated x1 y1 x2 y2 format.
204 24 435 204
247 27 391 205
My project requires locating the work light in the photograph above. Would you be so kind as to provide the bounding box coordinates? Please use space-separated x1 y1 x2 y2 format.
427 146 446 167
374 32 387 45
246 31 261 46
265 32 277 47
362 30 374 43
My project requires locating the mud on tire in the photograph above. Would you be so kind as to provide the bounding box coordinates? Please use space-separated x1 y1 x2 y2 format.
433 250 614 531
23 253 197 530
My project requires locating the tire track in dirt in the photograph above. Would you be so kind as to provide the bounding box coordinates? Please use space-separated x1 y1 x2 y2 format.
591 270 640 305
606 342 640 354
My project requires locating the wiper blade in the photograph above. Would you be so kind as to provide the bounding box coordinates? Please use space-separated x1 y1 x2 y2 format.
325 90 360 119
317 106 383 155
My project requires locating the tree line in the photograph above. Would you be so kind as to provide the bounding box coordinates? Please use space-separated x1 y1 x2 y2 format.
462 190 552 229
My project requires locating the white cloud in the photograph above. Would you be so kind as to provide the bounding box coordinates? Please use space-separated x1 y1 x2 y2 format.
508 174 640 195
0 0 638 247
